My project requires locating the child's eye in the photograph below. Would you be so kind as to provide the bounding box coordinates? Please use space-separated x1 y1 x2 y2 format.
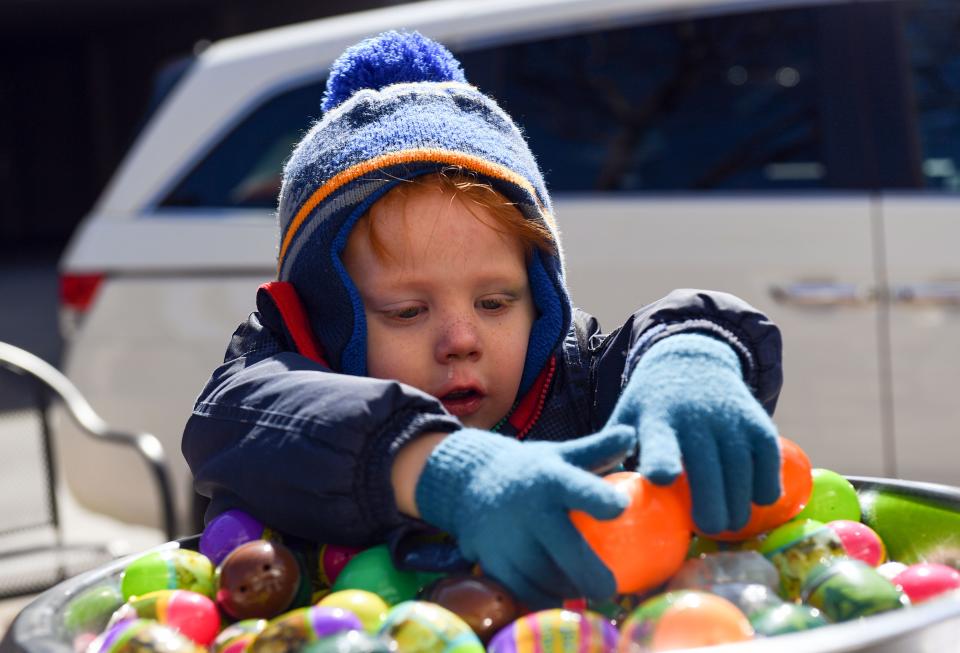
478 298 509 311
385 306 424 321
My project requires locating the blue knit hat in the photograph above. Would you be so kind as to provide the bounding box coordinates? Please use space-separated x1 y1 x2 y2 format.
276 31 571 396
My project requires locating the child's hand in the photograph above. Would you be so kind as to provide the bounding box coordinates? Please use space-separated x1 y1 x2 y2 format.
606 333 782 534
414 427 634 608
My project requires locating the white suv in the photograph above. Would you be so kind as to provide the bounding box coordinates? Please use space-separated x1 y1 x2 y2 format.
59 0 960 534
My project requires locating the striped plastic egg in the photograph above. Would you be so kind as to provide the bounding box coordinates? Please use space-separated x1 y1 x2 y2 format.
212 619 268 653
301 631 391 653
121 549 215 600
248 605 364 653
617 590 754 653
487 609 617 653
88 619 202 653
758 519 846 600
114 589 220 646
378 601 484 653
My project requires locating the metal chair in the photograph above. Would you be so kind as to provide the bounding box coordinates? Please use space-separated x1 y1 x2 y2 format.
0 341 175 598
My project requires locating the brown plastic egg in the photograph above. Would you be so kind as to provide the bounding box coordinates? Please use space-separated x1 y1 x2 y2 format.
216 540 301 620
420 575 518 642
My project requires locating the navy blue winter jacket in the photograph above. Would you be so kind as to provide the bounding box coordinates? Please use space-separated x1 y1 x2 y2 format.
182 287 782 548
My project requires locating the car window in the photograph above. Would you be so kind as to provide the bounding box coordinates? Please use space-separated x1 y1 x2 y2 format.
458 7 830 191
160 79 324 209
160 6 840 209
901 0 960 191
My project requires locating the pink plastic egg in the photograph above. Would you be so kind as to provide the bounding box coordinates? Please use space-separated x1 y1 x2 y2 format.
319 544 362 587
892 563 960 603
114 590 220 647
826 520 886 567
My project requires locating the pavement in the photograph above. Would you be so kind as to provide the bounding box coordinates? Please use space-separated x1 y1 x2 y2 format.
0 248 166 640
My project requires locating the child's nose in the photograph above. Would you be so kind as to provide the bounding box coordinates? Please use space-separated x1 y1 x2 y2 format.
435 318 481 362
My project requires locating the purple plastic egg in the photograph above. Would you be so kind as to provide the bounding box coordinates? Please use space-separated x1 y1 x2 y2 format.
308 605 365 639
200 510 266 565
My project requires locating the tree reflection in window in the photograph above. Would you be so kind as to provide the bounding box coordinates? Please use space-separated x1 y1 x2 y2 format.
161 80 324 209
460 8 825 191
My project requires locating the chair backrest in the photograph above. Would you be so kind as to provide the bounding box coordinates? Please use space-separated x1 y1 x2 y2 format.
0 366 57 541
0 363 96 596
0 342 176 598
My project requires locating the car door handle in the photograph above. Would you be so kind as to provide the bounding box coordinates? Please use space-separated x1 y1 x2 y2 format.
892 282 960 306
769 281 872 306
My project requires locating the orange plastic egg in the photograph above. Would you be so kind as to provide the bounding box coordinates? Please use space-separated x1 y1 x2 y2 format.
570 472 693 594
698 436 813 541
648 592 755 650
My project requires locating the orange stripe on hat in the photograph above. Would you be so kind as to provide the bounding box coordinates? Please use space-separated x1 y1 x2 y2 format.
277 148 555 276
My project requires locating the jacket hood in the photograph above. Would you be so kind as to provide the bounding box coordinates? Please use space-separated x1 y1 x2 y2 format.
275 31 571 397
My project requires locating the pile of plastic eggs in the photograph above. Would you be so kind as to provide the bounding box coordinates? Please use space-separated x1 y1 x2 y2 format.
60 441 960 653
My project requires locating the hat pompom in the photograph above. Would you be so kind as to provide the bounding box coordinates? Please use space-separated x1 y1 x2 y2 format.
321 30 466 112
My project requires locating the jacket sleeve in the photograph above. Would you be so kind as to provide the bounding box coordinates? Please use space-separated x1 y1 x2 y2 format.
181 314 461 547
583 288 783 430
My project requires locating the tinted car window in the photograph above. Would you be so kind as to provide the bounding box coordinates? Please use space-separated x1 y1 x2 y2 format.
459 8 828 191
902 0 960 191
162 7 838 207
161 80 324 208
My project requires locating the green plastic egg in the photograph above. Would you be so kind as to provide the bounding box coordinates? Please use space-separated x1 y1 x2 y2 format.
801 558 909 622
120 549 215 600
749 603 828 636
587 593 643 628
686 536 745 558
860 486 960 566
301 631 390 653
795 469 861 523
687 535 722 558
331 545 425 606
759 519 846 600
63 582 125 636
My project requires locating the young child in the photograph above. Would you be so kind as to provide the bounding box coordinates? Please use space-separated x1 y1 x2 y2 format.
183 31 784 608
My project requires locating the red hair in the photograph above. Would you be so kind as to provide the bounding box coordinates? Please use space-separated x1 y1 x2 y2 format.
357 167 556 263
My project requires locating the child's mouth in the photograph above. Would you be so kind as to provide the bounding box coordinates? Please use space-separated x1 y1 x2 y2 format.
440 388 484 417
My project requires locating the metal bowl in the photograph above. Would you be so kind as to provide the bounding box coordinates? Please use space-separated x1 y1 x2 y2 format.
3 478 960 653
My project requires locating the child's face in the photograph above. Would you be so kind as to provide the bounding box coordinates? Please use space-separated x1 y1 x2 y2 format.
343 182 536 429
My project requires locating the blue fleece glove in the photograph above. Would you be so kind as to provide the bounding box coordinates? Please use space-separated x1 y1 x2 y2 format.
415 427 634 608
606 333 781 534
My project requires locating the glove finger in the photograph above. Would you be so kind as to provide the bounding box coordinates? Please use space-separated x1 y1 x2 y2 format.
483 552 570 610
557 426 635 472
716 430 753 532
636 416 683 485
555 467 629 520
538 512 617 602
747 411 782 506
680 432 728 534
